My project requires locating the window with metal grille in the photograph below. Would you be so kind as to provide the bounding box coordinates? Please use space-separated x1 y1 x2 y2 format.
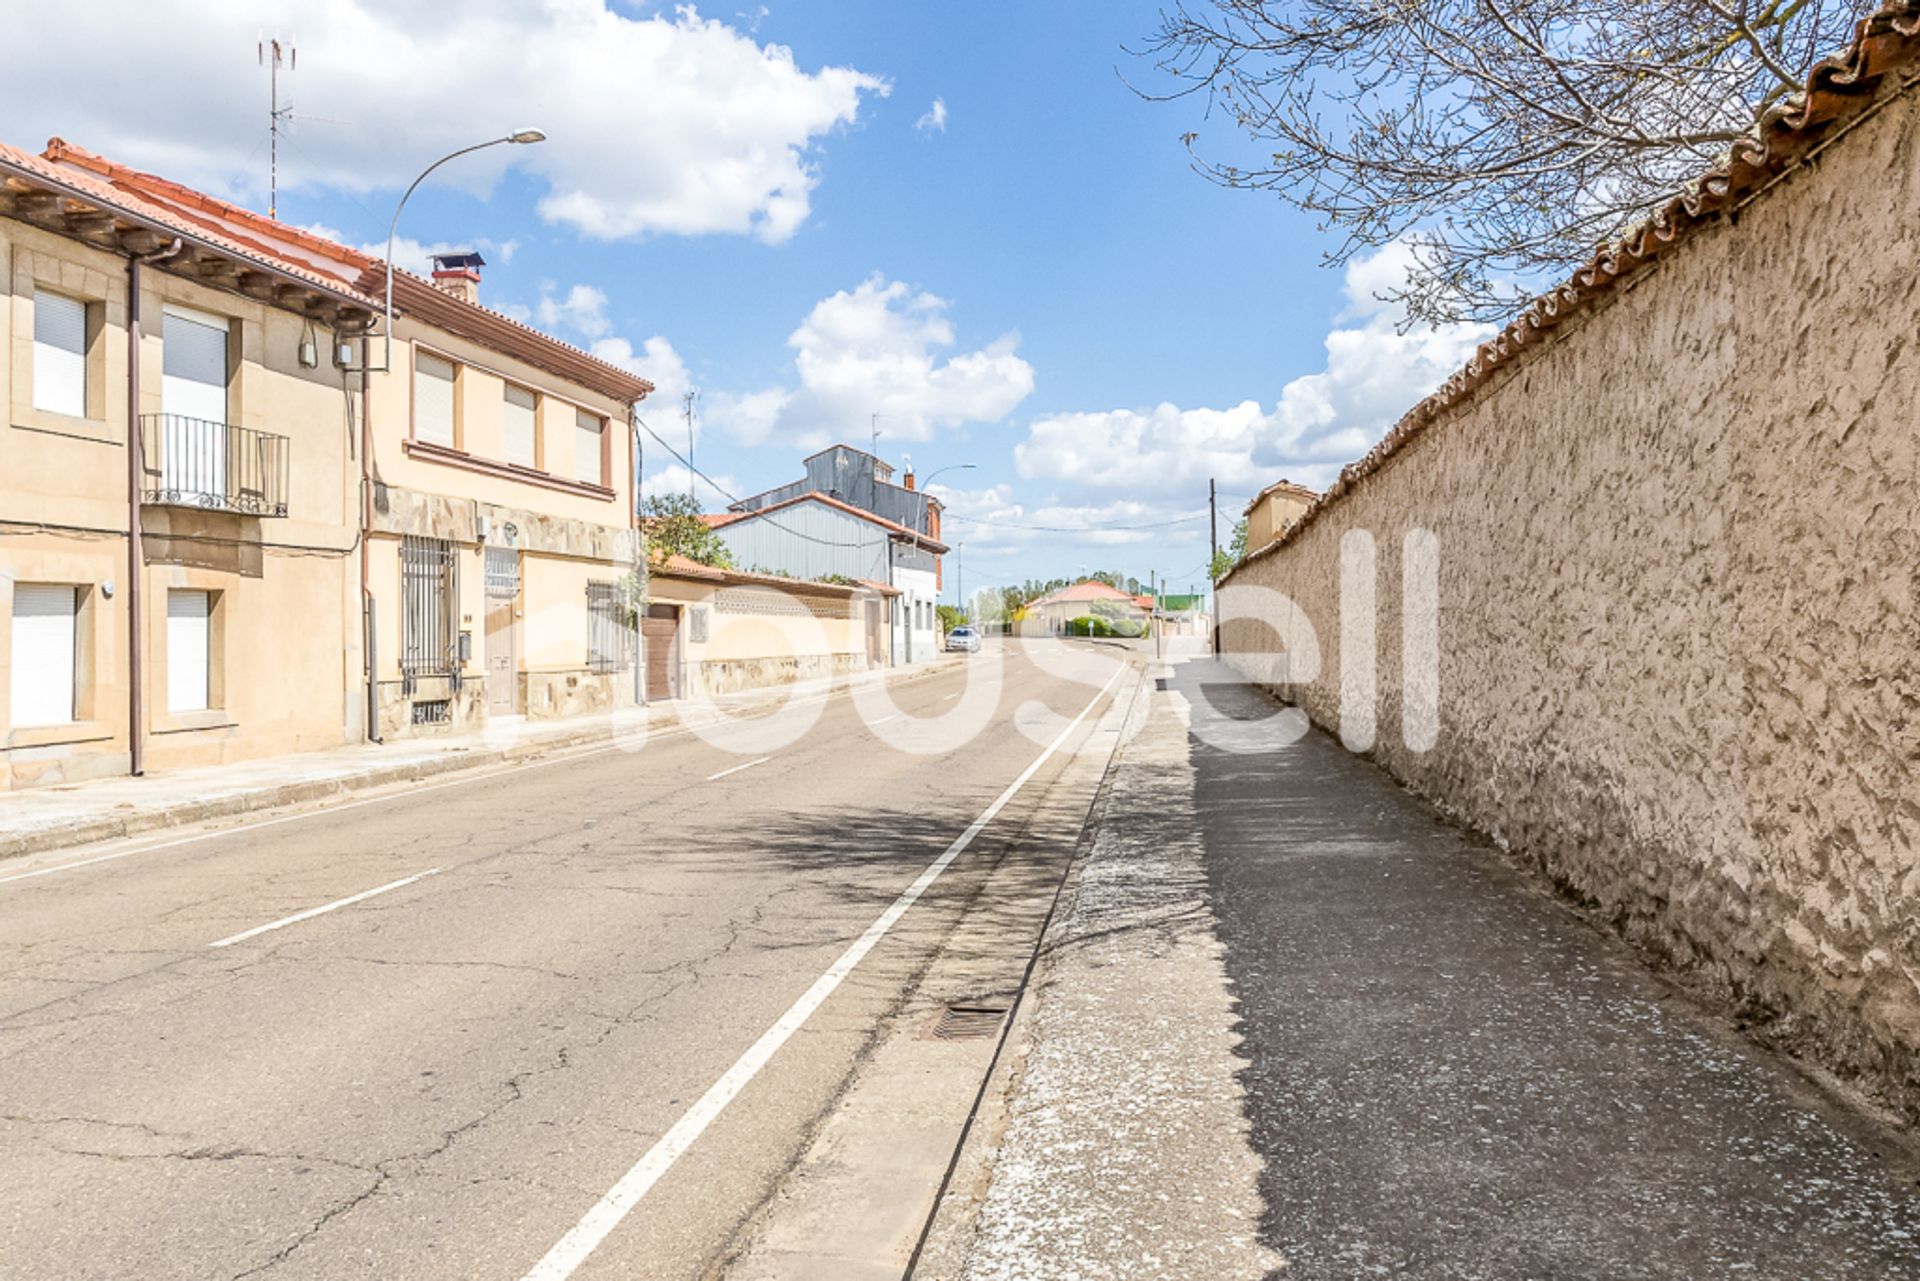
586 580 632 675
400 536 458 694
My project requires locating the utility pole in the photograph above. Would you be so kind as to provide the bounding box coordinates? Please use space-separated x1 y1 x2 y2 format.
1209 478 1221 657
259 35 296 221
683 389 698 503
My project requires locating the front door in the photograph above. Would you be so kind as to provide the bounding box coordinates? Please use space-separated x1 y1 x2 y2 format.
484 548 519 715
642 604 680 701
864 598 885 667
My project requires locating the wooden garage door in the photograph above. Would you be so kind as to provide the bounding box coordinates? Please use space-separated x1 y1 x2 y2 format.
642 605 679 701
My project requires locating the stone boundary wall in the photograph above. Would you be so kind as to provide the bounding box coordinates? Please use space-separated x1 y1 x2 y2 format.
1220 83 1920 1115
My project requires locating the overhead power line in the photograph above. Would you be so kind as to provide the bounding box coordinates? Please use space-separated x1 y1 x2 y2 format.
943 511 1209 533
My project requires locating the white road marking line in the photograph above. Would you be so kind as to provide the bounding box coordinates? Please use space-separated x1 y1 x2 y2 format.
207 868 441 949
869 715 900 727
942 692 960 702
704 756 772 782
0 666 978 887
518 662 1128 1281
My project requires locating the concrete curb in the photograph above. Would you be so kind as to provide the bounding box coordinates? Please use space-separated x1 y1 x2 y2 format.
2 656 968 862
909 661 1153 1277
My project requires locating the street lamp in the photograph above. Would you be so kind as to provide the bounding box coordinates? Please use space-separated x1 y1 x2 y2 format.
920 462 976 490
373 128 547 371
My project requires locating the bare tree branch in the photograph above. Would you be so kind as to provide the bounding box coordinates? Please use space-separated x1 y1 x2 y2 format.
1138 0 1872 325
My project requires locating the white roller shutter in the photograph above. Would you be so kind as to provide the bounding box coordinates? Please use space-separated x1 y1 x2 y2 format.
162 308 230 501
11 585 77 728
575 408 603 484
167 590 211 713
162 307 229 424
504 385 538 468
32 292 88 418
414 352 456 446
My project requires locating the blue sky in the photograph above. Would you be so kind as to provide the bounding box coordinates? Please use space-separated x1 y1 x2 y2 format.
4 1 1491 602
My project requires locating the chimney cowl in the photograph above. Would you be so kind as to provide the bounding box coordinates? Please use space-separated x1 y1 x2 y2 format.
429 251 486 305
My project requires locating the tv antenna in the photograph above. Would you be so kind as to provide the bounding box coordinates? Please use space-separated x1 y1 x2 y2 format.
259 34 296 220
683 389 699 502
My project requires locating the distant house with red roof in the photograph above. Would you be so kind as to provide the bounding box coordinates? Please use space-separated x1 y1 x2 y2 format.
1023 580 1148 637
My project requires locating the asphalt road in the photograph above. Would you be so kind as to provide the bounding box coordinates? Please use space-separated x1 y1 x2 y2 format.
0 641 1133 1281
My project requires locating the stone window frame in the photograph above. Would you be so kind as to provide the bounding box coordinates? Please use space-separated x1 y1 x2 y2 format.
9 247 121 446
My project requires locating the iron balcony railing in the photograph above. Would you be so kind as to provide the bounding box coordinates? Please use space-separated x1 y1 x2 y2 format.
138 414 290 517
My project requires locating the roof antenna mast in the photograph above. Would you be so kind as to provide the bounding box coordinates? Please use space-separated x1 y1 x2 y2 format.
684 388 699 502
259 34 296 220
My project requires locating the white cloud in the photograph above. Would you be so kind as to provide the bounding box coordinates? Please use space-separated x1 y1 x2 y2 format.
720 275 1035 447
641 463 738 507
593 335 694 411
1014 243 1491 492
7 2 885 245
537 284 611 339
916 99 949 133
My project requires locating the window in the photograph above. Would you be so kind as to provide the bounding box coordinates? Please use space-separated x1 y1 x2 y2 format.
32 291 88 418
162 307 229 424
166 590 211 713
586 580 632 675
575 408 604 485
11 585 77 728
504 385 538 469
414 351 457 447
160 308 231 502
400 536 458 694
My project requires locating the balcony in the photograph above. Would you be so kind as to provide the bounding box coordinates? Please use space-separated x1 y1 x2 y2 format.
138 415 290 518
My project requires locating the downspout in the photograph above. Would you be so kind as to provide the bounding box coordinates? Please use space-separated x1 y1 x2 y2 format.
361 337 381 743
124 238 182 778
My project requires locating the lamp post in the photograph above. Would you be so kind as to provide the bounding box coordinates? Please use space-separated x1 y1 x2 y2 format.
373 128 546 371
919 462 973 618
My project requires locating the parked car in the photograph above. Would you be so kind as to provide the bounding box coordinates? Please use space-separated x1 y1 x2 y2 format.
945 625 982 653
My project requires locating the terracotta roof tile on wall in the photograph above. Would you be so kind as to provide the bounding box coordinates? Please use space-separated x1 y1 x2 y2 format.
0 139 380 309
1237 0 1920 570
16 137 652 405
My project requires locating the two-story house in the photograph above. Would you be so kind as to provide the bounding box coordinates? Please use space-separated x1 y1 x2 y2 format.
1 135 655 791
62 152 656 740
0 137 379 788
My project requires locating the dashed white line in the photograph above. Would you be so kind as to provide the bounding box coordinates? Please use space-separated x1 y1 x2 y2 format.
704 756 773 782
207 868 442 949
517 661 1127 1281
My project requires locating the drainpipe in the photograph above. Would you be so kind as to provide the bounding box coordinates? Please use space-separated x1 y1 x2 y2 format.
361 338 381 743
124 238 182 778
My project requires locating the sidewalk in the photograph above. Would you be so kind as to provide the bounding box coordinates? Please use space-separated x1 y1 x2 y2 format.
929 659 1920 1280
0 656 961 861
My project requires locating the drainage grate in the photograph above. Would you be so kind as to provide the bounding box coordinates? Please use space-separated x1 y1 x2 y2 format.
931 1004 1009 1041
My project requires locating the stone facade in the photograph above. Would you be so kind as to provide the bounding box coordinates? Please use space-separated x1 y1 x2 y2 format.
1220 82 1920 1114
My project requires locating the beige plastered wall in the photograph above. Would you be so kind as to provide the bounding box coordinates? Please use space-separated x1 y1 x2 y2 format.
0 220 361 787
1220 87 1920 1116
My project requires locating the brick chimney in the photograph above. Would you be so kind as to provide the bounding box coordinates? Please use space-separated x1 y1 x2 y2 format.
903 457 916 491
429 251 486 305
